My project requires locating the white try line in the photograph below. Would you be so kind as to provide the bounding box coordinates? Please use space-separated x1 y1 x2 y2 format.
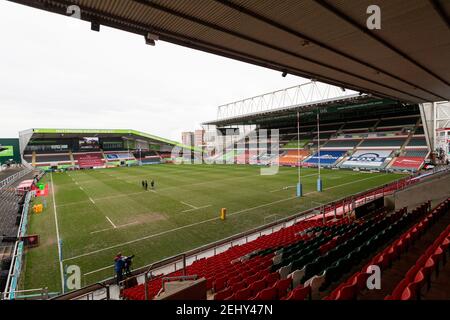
64 173 388 263
180 201 197 209
181 205 212 213
51 173 65 293
105 216 117 229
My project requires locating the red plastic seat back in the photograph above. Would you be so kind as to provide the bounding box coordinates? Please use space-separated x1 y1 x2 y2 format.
335 283 357 300
254 287 278 301
249 279 267 296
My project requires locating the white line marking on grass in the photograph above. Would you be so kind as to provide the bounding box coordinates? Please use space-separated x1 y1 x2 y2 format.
90 227 112 235
105 216 117 229
63 173 388 263
181 205 212 213
89 221 139 235
180 201 197 209
89 197 95 204
84 265 113 276
118 221 139 228
51 173 65 293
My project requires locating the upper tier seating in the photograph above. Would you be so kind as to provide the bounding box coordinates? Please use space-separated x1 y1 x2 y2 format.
359 138 406 148
323 139 361 149
377 116 419 128
34 154 71 164
415 126 425 135
406 137 427 147
341 120 378 132
404 150 428 158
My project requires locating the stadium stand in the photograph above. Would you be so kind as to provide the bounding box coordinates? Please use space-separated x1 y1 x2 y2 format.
341 120 378 132
325 199 450 300
278 150 310 166
322 139 361 149
359 138 406 148
121 195 449 301
132 150 162 165
303 150 346 167
406 137 428 147
376 116 419 129
340 150 393 170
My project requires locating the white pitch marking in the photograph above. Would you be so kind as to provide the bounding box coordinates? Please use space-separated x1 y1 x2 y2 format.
180 201 197 209
181 205 212 213
64 173 388 263
50 173 65 293
89 221 138 235
90 227 112 235
89 197 95 204
105 216 117 229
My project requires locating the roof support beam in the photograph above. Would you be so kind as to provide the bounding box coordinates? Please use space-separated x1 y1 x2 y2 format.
430 0 450 30
214 0 446 101
132 0 431 102
13 0 405 101
315 0 450 88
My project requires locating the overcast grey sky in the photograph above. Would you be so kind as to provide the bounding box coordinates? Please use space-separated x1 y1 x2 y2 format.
0 1 308 142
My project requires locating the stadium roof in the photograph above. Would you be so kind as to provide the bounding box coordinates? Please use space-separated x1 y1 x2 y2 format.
203 94 403 127
9 0 450 103
24 128 181 146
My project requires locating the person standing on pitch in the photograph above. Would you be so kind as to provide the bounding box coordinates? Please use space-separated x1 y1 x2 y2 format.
145 180 148 191
150 179 155 190
141 180 145 189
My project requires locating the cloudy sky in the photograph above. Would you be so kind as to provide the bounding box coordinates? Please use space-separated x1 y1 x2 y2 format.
0 1 307 142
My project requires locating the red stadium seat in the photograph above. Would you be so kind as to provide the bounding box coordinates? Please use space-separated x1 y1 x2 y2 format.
285 285 311 300
249 280 266 296
401 284 415 301
254 287 278 300
272 278 292 298
214 288 233 300
263 272 279 287
234 287 253 300
214 276 227 292
351 272 369 291
335 283 357 300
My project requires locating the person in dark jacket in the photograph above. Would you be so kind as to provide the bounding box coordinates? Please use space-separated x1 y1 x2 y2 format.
124 255 135 276
150 180 155 190
114 253 125 285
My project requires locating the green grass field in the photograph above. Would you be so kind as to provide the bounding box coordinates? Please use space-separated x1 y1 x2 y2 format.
21 164 405 293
